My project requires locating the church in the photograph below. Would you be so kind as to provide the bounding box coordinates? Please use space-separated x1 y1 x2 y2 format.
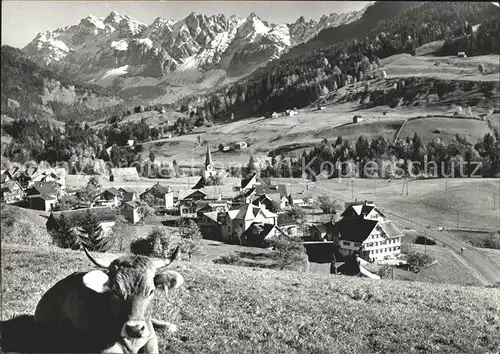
192 144 218 189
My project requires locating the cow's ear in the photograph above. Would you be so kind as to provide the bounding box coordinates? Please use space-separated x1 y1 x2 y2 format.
83 270 110 293
154 271 184 291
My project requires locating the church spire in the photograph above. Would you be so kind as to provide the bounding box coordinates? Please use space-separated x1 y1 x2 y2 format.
205 144 213 167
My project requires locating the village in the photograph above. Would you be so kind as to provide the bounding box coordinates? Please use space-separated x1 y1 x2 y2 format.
0 144 413 279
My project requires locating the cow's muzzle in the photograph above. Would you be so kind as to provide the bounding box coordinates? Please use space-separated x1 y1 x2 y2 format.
123 320 147 338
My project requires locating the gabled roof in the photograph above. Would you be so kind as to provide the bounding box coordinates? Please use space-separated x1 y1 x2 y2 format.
226 209 240 219
234 203 277 221
1 180 23 193
24 167 39 178
119 187 137 194
341 202 384 218
202 211 219 223
110 167 139 178
6 167 21 179
142 182 171 196
255 184 287 198
378 221 403 238
121 200 141 209
310 223 327 234
26 181 59 197
192 176 206 190
27 193 56 201
179 188 207 200
101 187 121 197
49 207 117 226
335 218 379 243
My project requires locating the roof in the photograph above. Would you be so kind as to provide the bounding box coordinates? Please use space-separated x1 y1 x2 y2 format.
202 211 219 223
335 218 379 243
341 202 384 218
192 176 206 190
310 223 327 234
179 188 207 200
205 144 213 167
27 194 56 201
1 180 22 192
24 167 39 178
119 187 137 194
226 209 240 219
102 187 121 197
241 173 258 189
234 203 276 221
121 200 141 209
202 185 238 200
255 184 287 198
110 168 139 178
142 182 171 196
6 167 21 178
49 207 117 226
0 174 8 183
378 221 403 238
27 181 59 197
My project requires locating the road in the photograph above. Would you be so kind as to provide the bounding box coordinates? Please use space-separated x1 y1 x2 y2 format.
308 182 500 287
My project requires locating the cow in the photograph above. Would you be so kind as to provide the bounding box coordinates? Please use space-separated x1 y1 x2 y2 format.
32 246 184 353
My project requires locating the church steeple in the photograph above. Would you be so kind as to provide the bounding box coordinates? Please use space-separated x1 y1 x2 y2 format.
205 144 213 167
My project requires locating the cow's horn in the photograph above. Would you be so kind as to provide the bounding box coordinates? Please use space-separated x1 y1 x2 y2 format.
153 246 180 269
83 247 111 268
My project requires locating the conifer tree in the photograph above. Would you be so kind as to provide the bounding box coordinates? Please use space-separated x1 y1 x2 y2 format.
51 214 80 250
78 209 110 252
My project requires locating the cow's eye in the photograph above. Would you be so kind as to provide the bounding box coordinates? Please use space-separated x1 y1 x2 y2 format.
149 289 155 297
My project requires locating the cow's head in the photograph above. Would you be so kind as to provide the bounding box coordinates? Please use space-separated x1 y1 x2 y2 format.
81 247 183 340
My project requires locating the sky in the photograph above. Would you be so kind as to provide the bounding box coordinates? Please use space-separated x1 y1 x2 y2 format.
1 1 370 48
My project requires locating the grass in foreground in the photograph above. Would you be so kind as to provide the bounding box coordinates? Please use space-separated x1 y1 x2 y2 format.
2 244 500 354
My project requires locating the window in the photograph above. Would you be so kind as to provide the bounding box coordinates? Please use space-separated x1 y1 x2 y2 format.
342 241 350 246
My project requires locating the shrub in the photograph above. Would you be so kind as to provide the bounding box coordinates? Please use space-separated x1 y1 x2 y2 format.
213 253 243 265
272 237 309 272
130 226 171 258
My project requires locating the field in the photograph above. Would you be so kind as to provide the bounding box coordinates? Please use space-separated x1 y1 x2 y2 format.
128 53 499 167
2 244 500 354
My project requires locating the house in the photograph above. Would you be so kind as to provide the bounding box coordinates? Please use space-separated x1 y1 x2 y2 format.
221 203 277 242
198 211 221 239
26 194 57 212
234 141 247 150
285 109 298 116
118 187 138 202
94 187 122 208
288 191 312 207
120 200 141 224
46 207 117 237
309 223 330 241
140 183 173 208
0 174 9 184
110 167 139 182
4 167 22 181
1 181 25 204
353 115 363 123
271 112 280 118
240 172 267 191
341 201 386 221
457 51 467 58
127 139 135 147
252 194 279 211
219 143 231 152
25 181 60 198
241 223 288 247
333 218 403 262
18 166 39 188
35 169 66 191
178 189 208 218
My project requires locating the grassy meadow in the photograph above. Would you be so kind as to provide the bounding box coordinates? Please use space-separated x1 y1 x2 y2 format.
2 244 500 354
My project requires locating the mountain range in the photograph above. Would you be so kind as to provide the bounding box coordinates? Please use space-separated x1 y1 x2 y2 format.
23 6 371 90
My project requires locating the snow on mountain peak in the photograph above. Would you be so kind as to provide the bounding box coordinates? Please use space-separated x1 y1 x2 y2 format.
23 7 367 86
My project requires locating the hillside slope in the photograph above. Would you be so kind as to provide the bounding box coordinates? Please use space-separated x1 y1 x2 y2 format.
2 244 500 354
1 46 124 122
